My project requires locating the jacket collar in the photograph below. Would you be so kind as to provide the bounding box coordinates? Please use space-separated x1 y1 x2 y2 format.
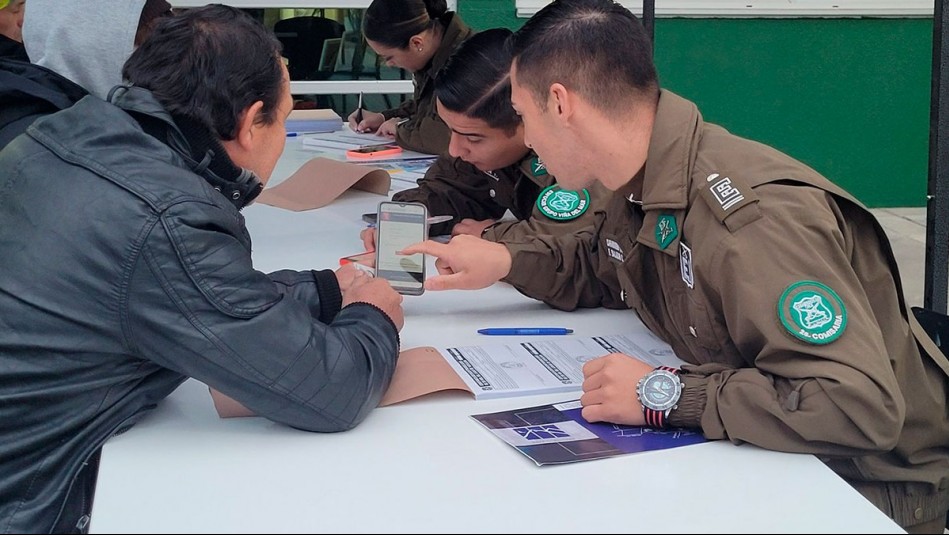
627 90 704 255
641 90 701 212
109 85 262 209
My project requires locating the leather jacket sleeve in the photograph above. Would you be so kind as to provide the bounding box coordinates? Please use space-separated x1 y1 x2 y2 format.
392 155 507 236
126 203 399 433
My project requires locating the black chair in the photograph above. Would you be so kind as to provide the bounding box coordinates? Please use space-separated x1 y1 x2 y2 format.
329 30 393 110
274 16 345 107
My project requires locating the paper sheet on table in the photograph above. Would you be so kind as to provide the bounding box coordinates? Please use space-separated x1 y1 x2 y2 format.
209 334 684 418
255 157 389 211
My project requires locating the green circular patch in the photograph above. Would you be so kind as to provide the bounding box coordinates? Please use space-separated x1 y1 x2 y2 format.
777 280 847 345
536 185 590 221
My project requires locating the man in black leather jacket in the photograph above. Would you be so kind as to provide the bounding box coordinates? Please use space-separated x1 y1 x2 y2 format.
0 6 404 533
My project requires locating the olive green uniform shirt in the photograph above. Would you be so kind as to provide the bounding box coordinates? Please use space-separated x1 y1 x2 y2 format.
503 90 949 529
392 150 609 244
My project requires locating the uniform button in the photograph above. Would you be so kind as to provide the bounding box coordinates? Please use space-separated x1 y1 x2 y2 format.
914 507 923 520
620 290 626 302
489 189 496 198
689 326 697 337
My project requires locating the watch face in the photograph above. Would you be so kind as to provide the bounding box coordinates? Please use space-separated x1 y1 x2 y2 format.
642 370 681 411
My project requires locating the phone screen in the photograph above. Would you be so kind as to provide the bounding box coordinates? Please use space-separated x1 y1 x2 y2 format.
375 201 427 295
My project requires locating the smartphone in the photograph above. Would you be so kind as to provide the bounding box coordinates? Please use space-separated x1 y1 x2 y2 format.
374 201 427 295
346 143 403 160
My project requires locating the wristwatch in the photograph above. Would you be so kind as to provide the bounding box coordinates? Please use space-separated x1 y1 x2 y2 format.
636 366 683 428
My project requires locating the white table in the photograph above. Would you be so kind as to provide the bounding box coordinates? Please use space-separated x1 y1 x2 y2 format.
89 142 905 533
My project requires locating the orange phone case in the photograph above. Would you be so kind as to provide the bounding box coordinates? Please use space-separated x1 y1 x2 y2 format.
339 251 375 266
346 144 403 160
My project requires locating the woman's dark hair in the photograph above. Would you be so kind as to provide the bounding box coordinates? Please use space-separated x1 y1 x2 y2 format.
133 0 174 46
122 4 284 140
363 0 448 49
511 0 658 115
435 28 519 135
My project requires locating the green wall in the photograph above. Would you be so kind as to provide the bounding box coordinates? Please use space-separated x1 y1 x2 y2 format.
458 1 933 208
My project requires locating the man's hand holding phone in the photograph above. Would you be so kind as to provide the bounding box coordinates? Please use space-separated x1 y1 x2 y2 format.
335 263 405 330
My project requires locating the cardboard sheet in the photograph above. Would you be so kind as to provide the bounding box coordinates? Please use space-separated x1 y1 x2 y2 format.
255 157 390 211
209 346 473 418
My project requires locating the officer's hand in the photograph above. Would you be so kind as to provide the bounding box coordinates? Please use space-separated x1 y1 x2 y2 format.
348 110 385 133
375 117 400 139
579 354 655 426
360 226 378 252
451 218 495 237
398 234 511 291
345 277 405 331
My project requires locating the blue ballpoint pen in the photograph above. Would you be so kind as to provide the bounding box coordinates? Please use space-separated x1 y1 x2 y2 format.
478 327 574 336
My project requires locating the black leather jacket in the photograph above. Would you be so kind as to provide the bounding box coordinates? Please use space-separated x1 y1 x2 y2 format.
0 88 400 533
0 58 87 150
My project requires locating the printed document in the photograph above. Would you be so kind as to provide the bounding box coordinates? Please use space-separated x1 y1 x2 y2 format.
439 333 682 400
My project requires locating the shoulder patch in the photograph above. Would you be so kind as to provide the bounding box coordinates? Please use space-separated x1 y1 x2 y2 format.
778 280 847 345
699 173 761 232
536 185 590 220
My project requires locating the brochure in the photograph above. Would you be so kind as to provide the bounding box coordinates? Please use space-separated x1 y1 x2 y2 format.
471 399 707 465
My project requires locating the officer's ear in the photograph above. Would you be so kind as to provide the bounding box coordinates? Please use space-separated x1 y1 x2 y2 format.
549 83 574 123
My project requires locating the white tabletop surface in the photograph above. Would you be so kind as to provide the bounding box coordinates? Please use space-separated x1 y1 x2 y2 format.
89 141 905 533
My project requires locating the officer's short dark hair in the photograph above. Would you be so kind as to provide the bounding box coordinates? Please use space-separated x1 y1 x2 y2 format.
435 28 520 135
364 0 448 49
122 4 284 141
511 0 659 114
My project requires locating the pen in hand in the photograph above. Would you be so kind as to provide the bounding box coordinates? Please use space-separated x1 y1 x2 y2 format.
478 328 574 336
354 91 364 131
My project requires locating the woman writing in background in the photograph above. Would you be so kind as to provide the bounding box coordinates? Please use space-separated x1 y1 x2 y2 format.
347 0 472 155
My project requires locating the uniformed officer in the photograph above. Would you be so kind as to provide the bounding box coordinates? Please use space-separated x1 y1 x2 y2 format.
361 28 610 252
346 0 472 156
401 1 949 532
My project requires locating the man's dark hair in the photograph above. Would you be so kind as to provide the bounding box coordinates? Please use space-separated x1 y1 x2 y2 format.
435 28 519 135
511 0 658 114
363 0 448 49
122 4 284 140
